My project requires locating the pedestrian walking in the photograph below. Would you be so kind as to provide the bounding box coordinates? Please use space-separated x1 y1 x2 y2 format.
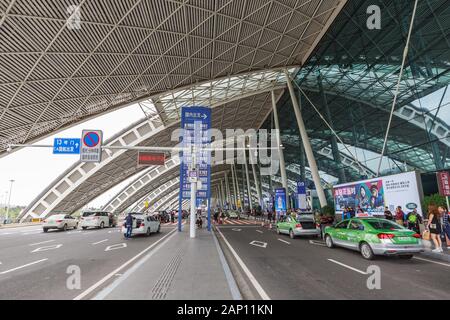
124 212 133 239
395 206 405 226
438 205 450 249
427 205 443 253
406 208 422 234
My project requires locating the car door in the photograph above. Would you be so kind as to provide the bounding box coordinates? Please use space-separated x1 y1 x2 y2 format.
346 219 365 250
333 220 349 246
279 216 289 233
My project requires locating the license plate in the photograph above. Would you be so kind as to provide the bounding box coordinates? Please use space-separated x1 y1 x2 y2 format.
397 237 410 241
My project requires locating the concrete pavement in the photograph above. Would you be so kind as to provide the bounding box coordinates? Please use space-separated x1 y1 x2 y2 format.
215 224 450 300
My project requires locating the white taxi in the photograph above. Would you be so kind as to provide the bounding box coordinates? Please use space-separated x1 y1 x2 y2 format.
43 214 78 232
121 213 160 237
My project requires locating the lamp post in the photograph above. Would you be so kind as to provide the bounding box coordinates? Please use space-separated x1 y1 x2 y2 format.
5 180 15 223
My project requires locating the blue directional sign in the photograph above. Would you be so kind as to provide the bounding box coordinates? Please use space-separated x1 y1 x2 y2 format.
178 106 211 231
297 181 307 210
53 138 80 154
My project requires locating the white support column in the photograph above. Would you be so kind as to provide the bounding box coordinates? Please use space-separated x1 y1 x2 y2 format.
271 90 289 209
249 150 262 209
220 179 226 209
285 72 327 208
231 164 239 209
243 140 253 210
224 172 231 207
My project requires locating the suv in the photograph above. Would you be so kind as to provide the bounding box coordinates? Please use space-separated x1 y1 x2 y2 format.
80 211 113 229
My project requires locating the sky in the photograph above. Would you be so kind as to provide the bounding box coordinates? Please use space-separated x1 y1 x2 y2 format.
0 104 144 208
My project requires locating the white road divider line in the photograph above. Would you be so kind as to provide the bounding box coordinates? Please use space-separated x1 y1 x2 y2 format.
23 231 42 235
215 227 270 300
29 240 55 246
327 259 368 275
309 240 327 247
0 259 48 275
278 238 290 245
413 256 450 267
92 239 108 245
74 228 177 300
255 230 263 234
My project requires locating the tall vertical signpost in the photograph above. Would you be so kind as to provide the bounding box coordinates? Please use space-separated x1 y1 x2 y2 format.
275 187 287 220
178 107 211 236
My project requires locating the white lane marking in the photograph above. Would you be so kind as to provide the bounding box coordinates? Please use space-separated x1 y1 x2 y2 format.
92 239 108 245
231 228 241 232
249 240 267 248
29 240 55 246
278 238 290 245
74 228 177 300
23 231 42 235
255 230 263 234
31 244 62 253
309 240 327 247
215 227 270 300
413 256 450 268
327 259 368 275
104 243 127 252
0 259 48 275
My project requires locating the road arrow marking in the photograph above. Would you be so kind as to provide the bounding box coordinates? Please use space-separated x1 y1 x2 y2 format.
249 240 267 248
31 244 62 253
105 243 127 252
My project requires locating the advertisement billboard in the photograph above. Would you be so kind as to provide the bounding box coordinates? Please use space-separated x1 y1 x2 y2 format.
333 171 423 216
275 188 286 213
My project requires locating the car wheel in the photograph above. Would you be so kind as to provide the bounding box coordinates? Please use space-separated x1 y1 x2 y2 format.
399 254 413 260
289 229 295 239
100 222 104 229
146 227 151 236
43 228 48 233
157 225 160 233
82 227 87 230
276 227 280 234
360 242 375 260
74 223 78 230
325 234 334 248
63 224 67 231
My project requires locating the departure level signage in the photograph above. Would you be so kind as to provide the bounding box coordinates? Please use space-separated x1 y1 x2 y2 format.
297 181 307 210
53 138 80 154
179 106 211 200
137 151 165 166
80 129 103 162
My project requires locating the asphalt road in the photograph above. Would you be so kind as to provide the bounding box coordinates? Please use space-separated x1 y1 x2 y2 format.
0 224 178 300
216 225 450 300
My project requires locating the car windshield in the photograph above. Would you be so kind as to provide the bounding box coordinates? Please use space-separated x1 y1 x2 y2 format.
366 219 403 230
82 212 96 217
49 215 65 220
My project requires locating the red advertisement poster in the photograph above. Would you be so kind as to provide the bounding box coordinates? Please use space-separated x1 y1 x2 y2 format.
437 171 450 196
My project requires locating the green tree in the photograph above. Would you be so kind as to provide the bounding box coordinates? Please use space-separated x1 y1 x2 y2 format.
422 193 447 217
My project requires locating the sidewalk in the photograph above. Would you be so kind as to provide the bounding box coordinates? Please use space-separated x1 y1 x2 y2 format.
420 240 450 263
94 227 241 300
0 222 41 229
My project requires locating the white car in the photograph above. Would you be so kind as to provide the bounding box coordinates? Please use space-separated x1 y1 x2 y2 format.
43 214 78 232
121 213 160 237
80 211 113 229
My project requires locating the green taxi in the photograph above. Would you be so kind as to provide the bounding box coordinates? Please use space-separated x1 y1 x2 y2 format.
276 213 320 238
324 217 424 260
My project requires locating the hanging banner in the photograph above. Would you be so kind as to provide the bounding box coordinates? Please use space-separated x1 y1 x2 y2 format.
275 187 287 213
333 171 423 216
437 171 450 196
297 181 307 210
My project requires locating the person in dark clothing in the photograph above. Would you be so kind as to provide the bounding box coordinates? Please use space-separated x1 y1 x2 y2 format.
170 211 175 223
406 208 422 234
267 211 272 223
427 205 443 253
124 212 133 239
384 207 393 220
